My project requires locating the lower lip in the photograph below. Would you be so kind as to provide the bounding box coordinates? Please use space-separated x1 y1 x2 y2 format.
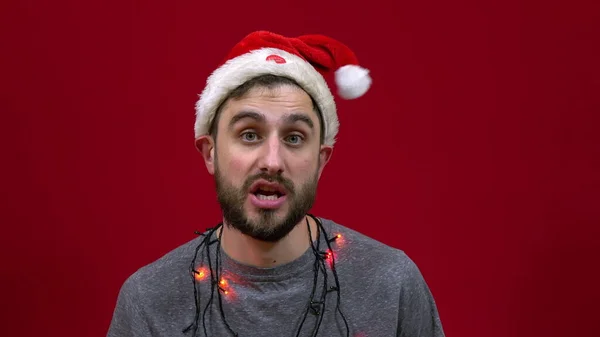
249 194 287 209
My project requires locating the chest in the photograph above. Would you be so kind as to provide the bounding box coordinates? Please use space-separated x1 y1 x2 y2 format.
180 271 399 337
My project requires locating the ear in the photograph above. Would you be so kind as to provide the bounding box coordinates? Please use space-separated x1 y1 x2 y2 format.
195 135 216 175
317 145 333 179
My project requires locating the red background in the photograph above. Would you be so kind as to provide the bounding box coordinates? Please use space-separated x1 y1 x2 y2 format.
1 0 599 336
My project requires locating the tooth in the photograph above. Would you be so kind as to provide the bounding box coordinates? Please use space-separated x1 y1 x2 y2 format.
257 194 278 200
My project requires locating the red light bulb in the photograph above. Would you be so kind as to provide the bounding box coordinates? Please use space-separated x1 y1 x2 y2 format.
194 268 207 281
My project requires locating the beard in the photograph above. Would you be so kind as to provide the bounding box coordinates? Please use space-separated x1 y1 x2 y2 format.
214 164 319 243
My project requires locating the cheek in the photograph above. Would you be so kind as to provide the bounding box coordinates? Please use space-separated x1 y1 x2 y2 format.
289 156 318 179
219 151 252 183
229 157 247 172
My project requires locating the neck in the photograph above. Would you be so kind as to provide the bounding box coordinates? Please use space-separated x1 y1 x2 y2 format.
219 215 318 268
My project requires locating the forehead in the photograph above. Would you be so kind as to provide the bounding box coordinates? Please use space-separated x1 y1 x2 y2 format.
219 84 319 126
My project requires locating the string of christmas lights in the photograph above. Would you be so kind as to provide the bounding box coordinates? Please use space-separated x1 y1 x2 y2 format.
182 214 349 337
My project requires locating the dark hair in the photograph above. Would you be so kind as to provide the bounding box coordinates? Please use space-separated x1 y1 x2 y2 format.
208 75 325 145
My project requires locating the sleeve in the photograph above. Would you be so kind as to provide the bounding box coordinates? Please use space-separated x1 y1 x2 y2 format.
397 255 445 337
107 274 152 337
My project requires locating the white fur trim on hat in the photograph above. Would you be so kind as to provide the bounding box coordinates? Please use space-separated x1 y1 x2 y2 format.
194 48 339 146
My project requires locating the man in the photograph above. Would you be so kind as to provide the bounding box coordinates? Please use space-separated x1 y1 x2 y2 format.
108 31 445 337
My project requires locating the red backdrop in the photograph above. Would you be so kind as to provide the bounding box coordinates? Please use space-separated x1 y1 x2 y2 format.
1 0 599 336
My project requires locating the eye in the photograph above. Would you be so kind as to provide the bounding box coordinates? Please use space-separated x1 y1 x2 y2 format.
285 134 304 145
241 131 259 142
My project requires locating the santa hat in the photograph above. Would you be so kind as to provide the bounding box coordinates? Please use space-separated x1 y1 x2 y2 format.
194 31 372 146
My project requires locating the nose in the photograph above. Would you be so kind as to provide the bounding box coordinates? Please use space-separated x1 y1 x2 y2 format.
258 135 284 175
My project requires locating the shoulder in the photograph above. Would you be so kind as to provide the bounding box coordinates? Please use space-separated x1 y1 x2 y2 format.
118 235 204 304
319 218 445 336
320 217 425 285
109 236 205 335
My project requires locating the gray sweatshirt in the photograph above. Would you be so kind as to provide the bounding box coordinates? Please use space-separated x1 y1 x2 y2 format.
107 217 445 337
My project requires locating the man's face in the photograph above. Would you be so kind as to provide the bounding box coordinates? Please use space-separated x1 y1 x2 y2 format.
199 84 332 242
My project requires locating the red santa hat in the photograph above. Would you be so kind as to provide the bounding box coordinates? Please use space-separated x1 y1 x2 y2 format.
194 31 372 146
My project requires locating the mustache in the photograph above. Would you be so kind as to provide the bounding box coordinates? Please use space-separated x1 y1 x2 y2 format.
242 172 295 194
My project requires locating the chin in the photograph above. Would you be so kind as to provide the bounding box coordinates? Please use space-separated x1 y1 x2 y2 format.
237 207 299 242
248 207 288 225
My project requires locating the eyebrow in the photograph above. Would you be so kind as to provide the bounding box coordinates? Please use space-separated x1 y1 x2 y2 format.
228 111 265 129
283 113 314 129
228 111 314 129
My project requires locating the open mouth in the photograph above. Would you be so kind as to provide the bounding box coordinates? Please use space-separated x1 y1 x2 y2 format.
249 180 288 207
253 188 284 200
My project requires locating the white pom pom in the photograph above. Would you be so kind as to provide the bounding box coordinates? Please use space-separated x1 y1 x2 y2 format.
335 65 372 99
